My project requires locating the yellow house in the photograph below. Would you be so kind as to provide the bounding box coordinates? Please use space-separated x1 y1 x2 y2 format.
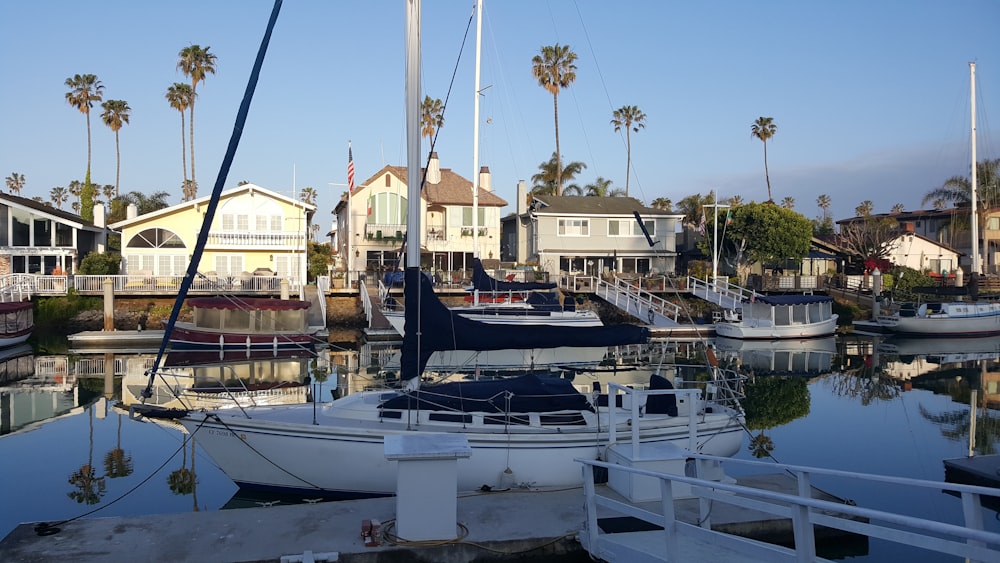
109 184 315 288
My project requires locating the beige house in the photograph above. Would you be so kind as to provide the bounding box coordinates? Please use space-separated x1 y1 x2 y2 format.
332 153 507 278
109 184 314 287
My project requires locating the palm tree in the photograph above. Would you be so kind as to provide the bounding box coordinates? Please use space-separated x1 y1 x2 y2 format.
67 407 106 505
101 184 116 203
584 176 625 197
165 83 194 189
65 73 104 219
610 105 646 197
50 186 68 209
103 414 133 480
816 194 831 220
531 44 578 196
855 200 874 217
780 196 795 210
100 99 131 197
650 197 672 211
890 203 905 214
421 96 444 140
750 116 777 202
68 180 83 213
177 45 217 197
299 186 317 206
5 172 25 195
530 152 586 196
922 158 1000 210
728 195 743 207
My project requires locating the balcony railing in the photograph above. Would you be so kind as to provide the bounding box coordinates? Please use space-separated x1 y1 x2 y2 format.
72 274 300 295
204 232 306 247
364 224 406 242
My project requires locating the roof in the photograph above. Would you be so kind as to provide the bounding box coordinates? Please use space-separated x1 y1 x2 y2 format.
0 192 102 230
530 195 681 217
835 207 977 225
109 183 316 229
358 165 508 207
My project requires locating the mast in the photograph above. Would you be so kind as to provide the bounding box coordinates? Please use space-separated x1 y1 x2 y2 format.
471 0 482 260
970 62 980 278
405 0 421 270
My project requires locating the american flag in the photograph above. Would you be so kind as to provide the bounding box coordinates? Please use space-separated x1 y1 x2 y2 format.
347 145 355 193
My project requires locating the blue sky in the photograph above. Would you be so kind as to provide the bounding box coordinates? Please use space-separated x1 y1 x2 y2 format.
2 0 998 229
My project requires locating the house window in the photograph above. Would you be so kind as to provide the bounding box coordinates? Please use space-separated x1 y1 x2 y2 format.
127 228 185 249
558 218 589 236
620 257 651 274
214 255 244 276
368 193 407 225
462 207 486 227
608 219 654 237
988 218 1000 231
256 216 268 231
271 215 282 231
55 223 72 247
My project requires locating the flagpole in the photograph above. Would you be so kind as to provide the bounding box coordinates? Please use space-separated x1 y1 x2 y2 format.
705 200 731 285
347 141 355 284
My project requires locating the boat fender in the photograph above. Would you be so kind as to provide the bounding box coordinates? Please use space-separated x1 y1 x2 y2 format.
499 467 516 489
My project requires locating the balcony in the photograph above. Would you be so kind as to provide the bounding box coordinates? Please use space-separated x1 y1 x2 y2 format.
205 232 306 248
365 224 406 243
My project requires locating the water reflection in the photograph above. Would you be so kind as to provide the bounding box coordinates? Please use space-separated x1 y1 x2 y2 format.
67 406 106 505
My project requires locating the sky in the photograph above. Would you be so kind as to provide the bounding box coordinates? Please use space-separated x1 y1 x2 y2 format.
2 0 999 230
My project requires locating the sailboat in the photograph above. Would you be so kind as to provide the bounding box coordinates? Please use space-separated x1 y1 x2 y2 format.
876 62 1000 336
141 0 746 497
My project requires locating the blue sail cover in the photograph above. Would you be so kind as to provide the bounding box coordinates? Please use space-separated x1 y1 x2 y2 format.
380 373 593 413
754 295 833 305
470 258 556 291
401 267 649 382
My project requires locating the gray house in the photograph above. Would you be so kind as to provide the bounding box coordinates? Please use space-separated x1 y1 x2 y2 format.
501 182 684 278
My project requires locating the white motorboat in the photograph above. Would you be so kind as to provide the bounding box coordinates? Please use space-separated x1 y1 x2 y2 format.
713 294 838 339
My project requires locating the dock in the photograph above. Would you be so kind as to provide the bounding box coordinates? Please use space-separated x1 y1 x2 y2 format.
1 474 857 563
68 329 167 351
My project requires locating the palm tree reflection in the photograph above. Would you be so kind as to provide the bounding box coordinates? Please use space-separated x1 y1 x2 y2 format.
103 413 134 479
67 405 106 504
167 435 198 500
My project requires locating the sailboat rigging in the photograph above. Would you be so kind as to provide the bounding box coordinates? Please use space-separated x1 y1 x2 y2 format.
876 62 1000 336
130 0 747 498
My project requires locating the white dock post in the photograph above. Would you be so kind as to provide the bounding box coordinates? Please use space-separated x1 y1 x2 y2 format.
384 433 471 541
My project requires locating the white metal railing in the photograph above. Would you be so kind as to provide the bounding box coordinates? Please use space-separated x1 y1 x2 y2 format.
0 273 35 301
579 452 1000 563
72 274 297 294
359 279 374 326
591 276 684 325
687 276 757 309
205 232 305 247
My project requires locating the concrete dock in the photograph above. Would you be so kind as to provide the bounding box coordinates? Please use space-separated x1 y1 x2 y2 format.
0 474 862 563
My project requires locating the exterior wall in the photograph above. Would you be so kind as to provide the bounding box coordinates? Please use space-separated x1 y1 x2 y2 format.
0 200 98 275
887 234 958 274
117 188 309 283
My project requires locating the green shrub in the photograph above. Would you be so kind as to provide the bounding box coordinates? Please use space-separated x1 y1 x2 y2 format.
35 290 102 330
78 252 121 275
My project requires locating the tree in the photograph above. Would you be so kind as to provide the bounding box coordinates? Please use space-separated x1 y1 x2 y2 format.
308 241 334 281
703 201 812 282
650 197 672 211
610 105 646 197
5 172 25 195
890 203 905 214
676 192 715 228
100 99 131 197
816 194 831 220
177 45 217 198
299 187 317 206
855 200 874 217
65 73 104 221
103 414 133 480
750 116 777 202
728 195 743 207
165 83 194 189
839 215 898 266
922 158 1000 210
50 186 68 209
78 252 121 275
101 184 115 203
780 196 795 210
584 176 623 198
530 152 586 196
420 96 444 140
531 43 578 196
107 190 171 224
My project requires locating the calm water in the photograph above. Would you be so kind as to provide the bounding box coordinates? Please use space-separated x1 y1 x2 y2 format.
2 333 999 562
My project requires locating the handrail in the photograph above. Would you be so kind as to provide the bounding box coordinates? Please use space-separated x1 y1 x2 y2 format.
593 276 684 324
687 276 756 308
359 279 373 326
579 453 1000 562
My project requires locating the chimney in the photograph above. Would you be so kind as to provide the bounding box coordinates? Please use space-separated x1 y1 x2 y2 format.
517 180 527 216
127 203 138 220
93 203 106 228
479 166 492 192
428 152 441 184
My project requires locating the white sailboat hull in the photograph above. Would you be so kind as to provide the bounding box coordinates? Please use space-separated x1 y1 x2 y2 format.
180 392 744 496
384 308 604 336
877 303 1000 336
